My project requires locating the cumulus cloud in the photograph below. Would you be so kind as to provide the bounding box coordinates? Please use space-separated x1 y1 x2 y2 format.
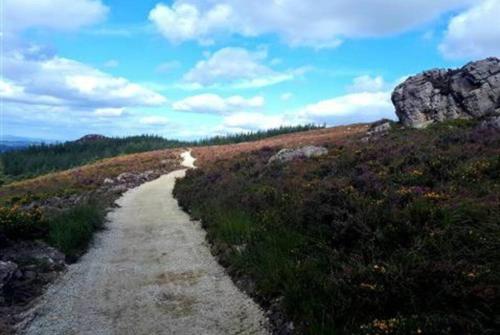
439 0 500 59
297 75 398 125
1 48 167 110
148 2 232 44
2 0 166 115
208 75 399 133
0 46 168 139
1 0 174 138
4 0 108 32
298 92 394 125
181 47 294 89
172 94 264 114
149 0 473 48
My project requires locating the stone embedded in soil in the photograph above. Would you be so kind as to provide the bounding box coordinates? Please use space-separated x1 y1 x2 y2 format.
269 146 328 164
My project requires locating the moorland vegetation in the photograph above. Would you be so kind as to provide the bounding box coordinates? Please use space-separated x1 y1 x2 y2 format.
174 120 500 334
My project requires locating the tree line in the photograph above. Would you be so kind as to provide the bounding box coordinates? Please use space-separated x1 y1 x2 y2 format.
0 125 323 182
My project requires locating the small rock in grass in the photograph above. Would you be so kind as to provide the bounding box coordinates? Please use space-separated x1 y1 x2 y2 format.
103 178 114 185
367 119 393 136
269 146 328 164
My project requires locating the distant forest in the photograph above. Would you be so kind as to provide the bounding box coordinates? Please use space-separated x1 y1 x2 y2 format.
194 124 323 146
0 124 322 183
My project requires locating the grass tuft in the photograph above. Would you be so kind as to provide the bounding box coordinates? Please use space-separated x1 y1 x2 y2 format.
47 203 106 259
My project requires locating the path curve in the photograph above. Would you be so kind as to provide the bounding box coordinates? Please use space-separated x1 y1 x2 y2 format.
22 150 269 335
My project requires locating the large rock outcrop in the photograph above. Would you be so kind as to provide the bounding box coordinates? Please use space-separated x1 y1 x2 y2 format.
392 57 500 128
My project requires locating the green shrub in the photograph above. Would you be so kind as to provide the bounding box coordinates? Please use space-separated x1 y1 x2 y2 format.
47 203 106 258
0 205 47 240
1 201 107 261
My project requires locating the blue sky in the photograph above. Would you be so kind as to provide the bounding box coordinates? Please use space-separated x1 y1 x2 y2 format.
1 0 499 141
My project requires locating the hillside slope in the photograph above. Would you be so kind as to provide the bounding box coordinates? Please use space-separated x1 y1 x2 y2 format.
0 149 182 203
0 126 365 203
0 125 322 184
174 120 500 334
0 126 360 333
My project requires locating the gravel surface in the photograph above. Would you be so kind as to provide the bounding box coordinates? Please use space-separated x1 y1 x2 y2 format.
21 151 269 335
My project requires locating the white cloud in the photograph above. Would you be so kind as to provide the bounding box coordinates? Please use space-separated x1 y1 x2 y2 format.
2 0 174 139
0 79 23 99
4 51 166 107
0 78 62 106
94 107 125 117
296 74 398 125
181 47 294 89
148 2 232 44
4 0 108 32
347 75 386 93
298 92 394 125
173 93 264 114
209 74 399 133
280 92 293 101
1 47 167 112
140 116 170 126
149 0 473 48
439 0 500 59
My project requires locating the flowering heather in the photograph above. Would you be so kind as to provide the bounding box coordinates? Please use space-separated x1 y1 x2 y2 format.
174 120 500 334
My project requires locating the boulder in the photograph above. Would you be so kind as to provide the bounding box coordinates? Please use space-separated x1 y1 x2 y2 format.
269 146 328 164
392 57 500 128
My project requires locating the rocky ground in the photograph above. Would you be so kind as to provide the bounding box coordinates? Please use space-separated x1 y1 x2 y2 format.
0 241 65 334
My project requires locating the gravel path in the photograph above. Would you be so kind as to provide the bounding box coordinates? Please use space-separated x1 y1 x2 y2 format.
21 151 269 335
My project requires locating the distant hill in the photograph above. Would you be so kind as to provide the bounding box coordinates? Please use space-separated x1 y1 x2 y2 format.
0 125 322 181
0 135 56 152
75 134 108 143
0 135 185 181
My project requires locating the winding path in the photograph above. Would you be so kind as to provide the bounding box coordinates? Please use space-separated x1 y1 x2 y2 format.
22 150 269 335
